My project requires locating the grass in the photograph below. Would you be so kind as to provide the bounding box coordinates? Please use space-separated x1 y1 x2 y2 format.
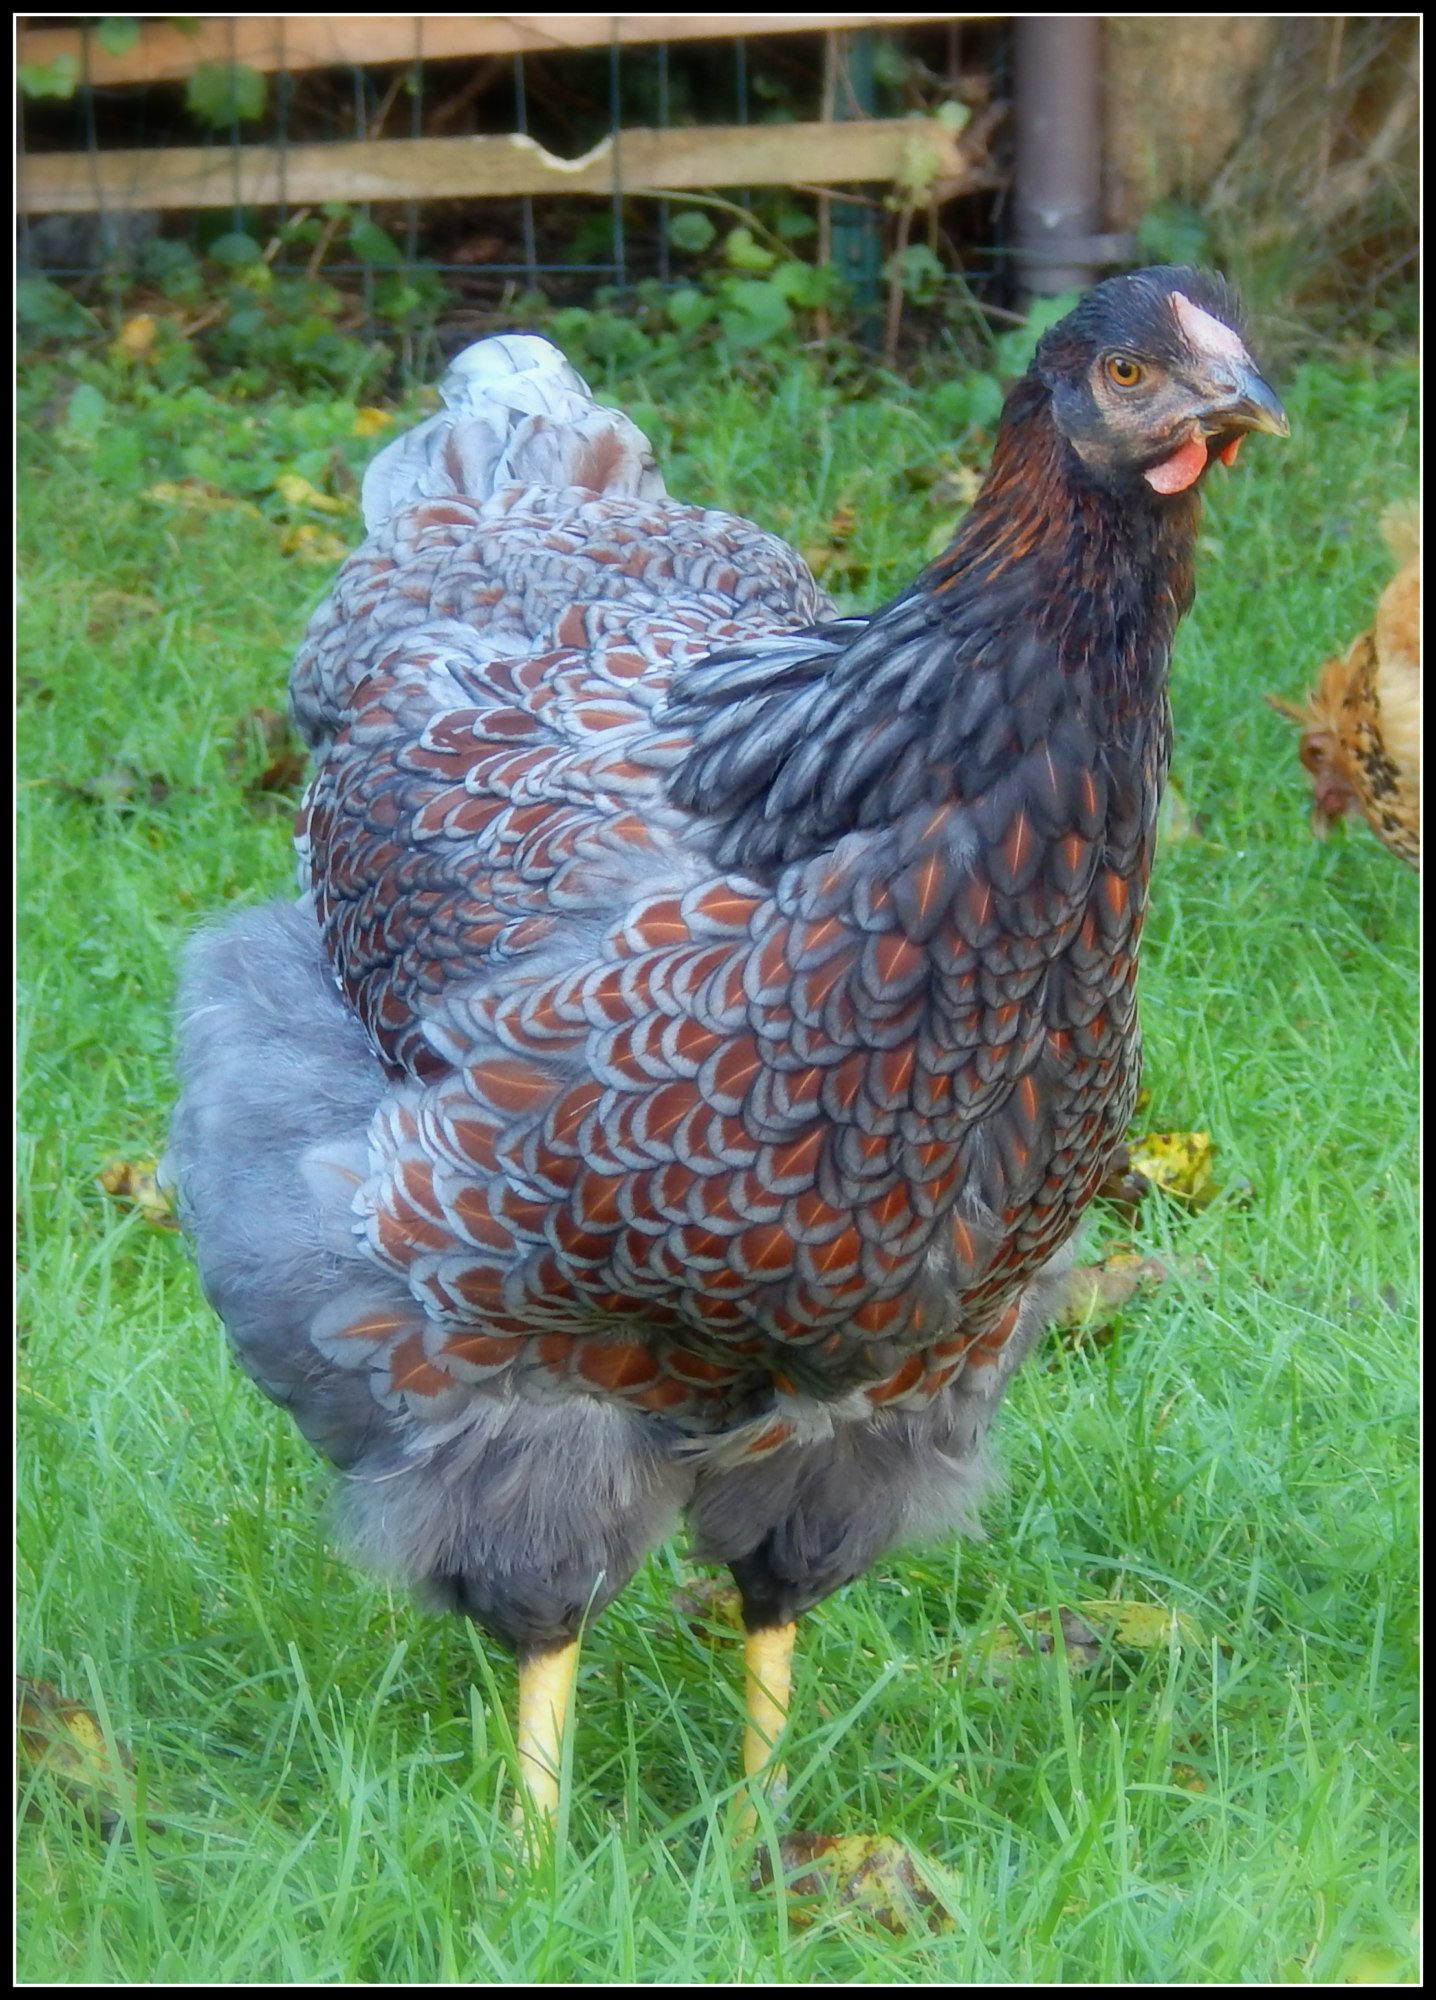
17 336 1418 1983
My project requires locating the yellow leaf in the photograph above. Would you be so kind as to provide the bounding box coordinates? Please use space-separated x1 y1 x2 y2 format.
1076 1598 1206 1650
964 1599 1205 1677
757 1833 954 1935
16 1677 135 1835
1341 1947 1415 1985
672 1578 744 1647
98 1158 177 1229
115 313 157 360
1052 1253 1168 1342
352 406 393 437
968 1608 1103 1675
274 472 349 515
279 523 350 563
1127 1130 1221 1207
142 479 260 518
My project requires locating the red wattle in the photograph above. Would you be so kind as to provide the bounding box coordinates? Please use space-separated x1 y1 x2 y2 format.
1143 436 1209 495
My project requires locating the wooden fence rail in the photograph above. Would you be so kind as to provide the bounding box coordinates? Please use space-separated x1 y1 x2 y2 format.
19 117 977 216
17 15 960 86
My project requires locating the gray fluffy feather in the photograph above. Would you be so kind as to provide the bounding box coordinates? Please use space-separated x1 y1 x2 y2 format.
167 899 401 1468
690 1243 1073 1627
360 333 665 533
168 890 1066 1650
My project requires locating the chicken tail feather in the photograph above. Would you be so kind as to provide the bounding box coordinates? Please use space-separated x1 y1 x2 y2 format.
360 333 666 531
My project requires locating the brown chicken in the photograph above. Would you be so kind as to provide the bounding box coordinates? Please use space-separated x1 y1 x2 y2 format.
1270 501 1420 866
169 268 1287 1823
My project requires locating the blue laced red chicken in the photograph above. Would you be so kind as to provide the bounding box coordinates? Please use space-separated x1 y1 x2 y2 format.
171 269 1285 1715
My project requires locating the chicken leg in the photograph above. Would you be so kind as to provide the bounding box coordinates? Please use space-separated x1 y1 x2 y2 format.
515 1640 580 1821
516 1625 793 1832
739 1621 796 1833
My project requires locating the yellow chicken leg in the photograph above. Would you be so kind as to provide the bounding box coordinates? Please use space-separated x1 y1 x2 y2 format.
739 1621 796 1833
515 1640 579 1822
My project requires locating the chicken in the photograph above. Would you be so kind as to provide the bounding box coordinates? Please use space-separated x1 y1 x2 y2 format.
169 268 1287 1824
1269 501 1420 866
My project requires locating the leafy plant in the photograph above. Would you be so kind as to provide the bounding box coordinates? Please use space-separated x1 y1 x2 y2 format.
95 18 140 57
885 244 946 308
207 230 265 270
666 211 716 256
348 219 402 267
185 60 267 128
721 226 776 274
18 53 78 99
17 199 450 403
18 277 98 339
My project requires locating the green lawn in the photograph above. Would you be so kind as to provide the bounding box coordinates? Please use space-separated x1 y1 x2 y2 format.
17 339 1418 1983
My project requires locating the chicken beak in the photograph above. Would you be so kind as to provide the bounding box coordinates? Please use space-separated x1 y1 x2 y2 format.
1206 363 1290 439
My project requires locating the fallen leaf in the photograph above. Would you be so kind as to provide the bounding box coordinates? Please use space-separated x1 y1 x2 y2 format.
98 1158 177 1229
968 1608 1104 1677
1077 1598 1206 1651
17 1677 136 1838
963 1599 1206 1679
279 523 350 564
673 1578 743 1646
1094 1142 1151 1218
754 1833 953 1935
1127 1130 1222 1208
1051 1252 1169 1348
65 766 171 810
143 479 261 518
113 313 157 360
274 472 350 516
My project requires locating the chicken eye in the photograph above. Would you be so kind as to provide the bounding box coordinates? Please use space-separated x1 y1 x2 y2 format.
1105 354 1145 389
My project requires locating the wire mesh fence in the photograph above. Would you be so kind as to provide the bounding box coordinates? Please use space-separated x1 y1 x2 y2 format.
18 15 1013 341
